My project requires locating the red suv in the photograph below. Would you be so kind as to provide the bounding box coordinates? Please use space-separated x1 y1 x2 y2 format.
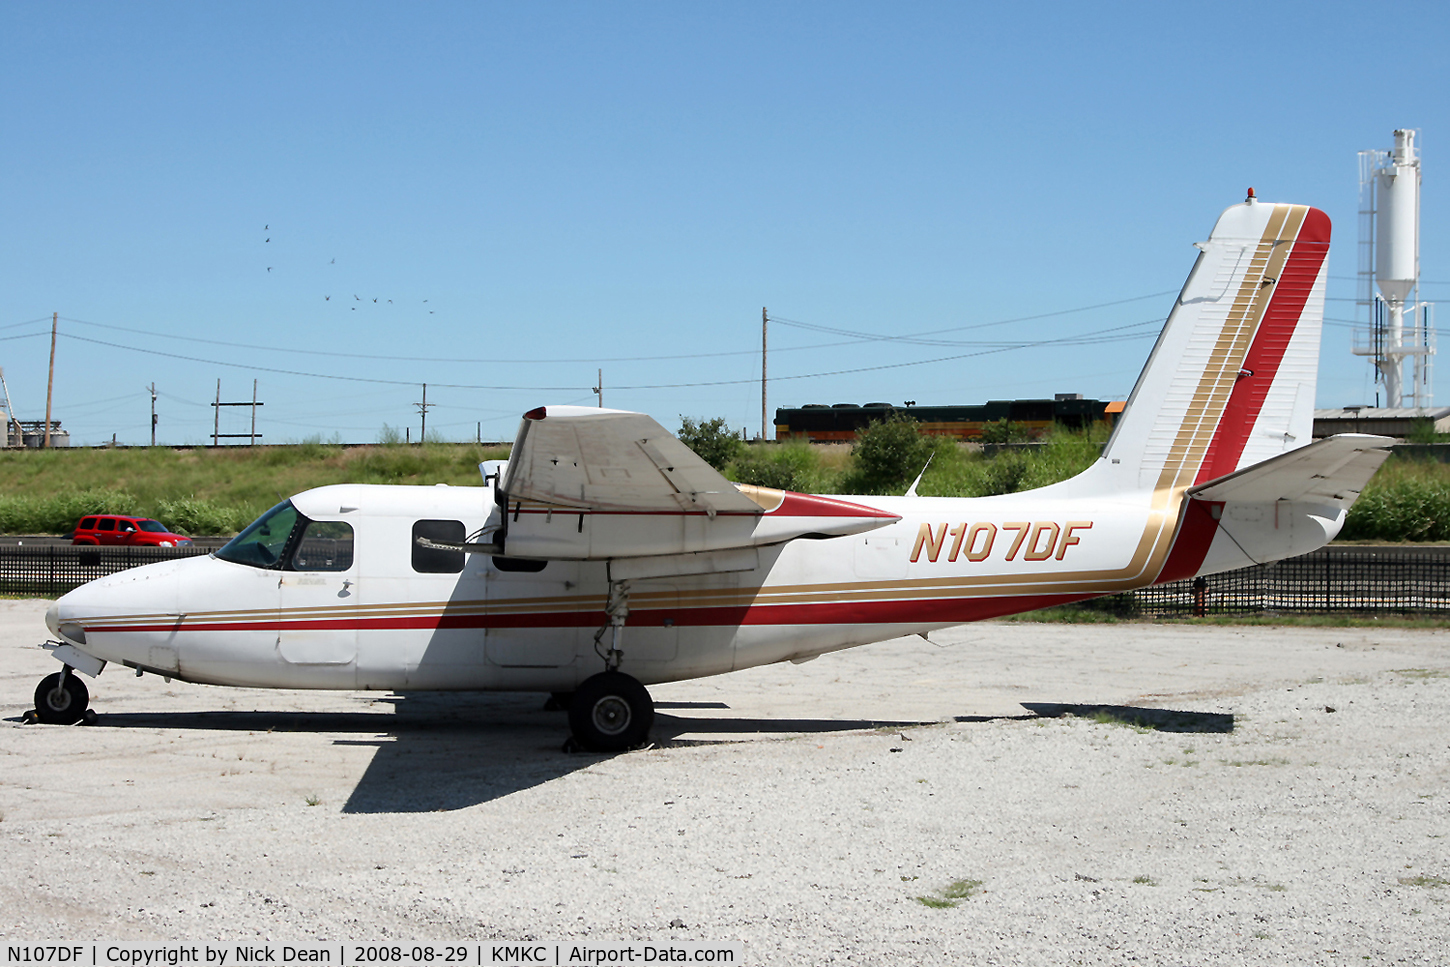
72 515 193 547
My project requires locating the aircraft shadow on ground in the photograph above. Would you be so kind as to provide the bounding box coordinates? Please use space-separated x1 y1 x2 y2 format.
78 693 941 814
1017 702 1235 733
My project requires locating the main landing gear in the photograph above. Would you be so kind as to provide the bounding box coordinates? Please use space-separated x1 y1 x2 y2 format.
32 667 90 725
565 579 655 752
569 671 654 752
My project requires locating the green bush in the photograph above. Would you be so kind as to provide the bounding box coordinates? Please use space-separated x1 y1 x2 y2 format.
678 416 745 470
1340 460 1450 541
728 441 823 491
0 490 138 535
980 418 1030 444
845 413 935 493
155 497 257 536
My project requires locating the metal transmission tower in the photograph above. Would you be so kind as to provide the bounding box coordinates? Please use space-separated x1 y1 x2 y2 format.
211 379 264 446
1354 129 1435 408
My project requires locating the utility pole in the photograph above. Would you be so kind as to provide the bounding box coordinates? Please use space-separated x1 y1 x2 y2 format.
593 368 603 408
415 383 434 444
250 379 258 445
213 379 220 447
761 307 768 441
44 312 57 448
149 383 157 446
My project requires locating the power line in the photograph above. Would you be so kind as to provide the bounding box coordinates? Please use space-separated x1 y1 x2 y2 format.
56 332 590 391
769 288 1179 344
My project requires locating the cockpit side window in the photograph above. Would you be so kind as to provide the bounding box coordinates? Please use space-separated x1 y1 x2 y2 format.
215 501 303 569
290 520 355 571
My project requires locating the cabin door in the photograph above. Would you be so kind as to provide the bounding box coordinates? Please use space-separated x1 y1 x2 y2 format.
277 520 359 666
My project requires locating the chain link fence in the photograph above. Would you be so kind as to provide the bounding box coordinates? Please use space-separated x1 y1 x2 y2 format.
0 544 210 596
1136 546 1450 616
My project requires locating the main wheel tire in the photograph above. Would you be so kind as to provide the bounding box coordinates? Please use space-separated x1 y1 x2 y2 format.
34 672 89 725
568 672 654 752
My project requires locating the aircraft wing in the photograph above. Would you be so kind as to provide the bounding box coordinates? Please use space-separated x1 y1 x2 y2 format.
1186 433 1395 507
500 405 763 514
495 406 898 561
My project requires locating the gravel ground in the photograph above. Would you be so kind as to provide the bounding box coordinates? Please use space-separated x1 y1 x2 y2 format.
2 599 1448 965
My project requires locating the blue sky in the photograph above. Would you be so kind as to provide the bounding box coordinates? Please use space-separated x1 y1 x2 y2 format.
2 1 1447 446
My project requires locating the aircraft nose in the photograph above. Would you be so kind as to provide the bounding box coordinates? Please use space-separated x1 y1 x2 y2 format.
45 600 60 637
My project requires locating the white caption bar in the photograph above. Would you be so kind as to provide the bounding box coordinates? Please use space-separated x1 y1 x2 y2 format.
4 944 744 967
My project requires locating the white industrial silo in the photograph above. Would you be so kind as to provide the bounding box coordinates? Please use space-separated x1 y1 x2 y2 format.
1355 129 1435 408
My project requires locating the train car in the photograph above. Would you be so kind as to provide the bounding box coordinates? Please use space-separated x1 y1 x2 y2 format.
773 396 1120 443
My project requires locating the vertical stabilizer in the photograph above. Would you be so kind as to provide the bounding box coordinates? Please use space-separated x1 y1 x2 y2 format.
1098 198 1330 493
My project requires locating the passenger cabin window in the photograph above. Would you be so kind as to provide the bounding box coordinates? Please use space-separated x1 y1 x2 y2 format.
290 520 354 571
412 519 465 573
98 519 115 531
215 501 302 569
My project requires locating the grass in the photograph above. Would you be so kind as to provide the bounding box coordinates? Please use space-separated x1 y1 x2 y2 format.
0 441 507 536
1398 875 1450 888
914 878 984 909
3 424 1449 542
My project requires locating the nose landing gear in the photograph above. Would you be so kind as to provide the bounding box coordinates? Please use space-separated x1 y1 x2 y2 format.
32 668 90 725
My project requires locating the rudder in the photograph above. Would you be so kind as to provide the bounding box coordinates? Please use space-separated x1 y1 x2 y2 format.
1098 197 1331 494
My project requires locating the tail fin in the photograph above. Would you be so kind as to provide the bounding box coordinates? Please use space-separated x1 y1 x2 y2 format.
1099 199 1331 493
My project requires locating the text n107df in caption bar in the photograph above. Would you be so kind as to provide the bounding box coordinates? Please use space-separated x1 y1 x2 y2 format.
5 944 744 967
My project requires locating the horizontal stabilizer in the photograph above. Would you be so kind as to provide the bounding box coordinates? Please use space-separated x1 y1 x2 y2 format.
1186 433 1394 507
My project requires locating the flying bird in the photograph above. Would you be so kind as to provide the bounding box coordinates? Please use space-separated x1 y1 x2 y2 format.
267 267 272 273
265 238 270 243
264 224 268 230
330 258 335 264
373 298 378 303
354 295 360 301
325 296 330 301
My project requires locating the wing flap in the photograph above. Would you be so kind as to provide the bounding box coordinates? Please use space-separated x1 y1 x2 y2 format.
1186 433 1394 507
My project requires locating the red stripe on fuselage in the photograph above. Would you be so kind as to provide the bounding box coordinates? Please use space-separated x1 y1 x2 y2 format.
90 591 1111 636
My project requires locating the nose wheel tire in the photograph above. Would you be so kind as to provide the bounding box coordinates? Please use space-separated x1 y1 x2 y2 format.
568 672 654 752
34 671 89 725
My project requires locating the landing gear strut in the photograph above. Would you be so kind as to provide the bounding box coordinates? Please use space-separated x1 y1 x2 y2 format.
33 668 89 725
567 579 654 751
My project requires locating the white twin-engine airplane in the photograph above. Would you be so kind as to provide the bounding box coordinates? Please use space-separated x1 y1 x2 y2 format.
34 195 1394 750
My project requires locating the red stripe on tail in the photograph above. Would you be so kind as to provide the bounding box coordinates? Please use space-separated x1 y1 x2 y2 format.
1195 207 1331 484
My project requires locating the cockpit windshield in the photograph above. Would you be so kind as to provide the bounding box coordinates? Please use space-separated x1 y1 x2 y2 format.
215 501 302 569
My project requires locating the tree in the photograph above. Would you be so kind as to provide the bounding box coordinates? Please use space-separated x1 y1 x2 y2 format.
677 416 744 470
